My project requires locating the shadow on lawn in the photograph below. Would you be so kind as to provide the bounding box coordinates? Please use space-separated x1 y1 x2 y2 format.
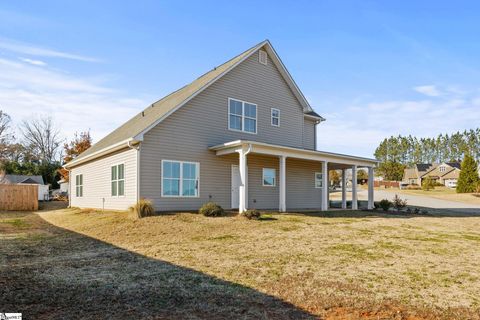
0 211 315 319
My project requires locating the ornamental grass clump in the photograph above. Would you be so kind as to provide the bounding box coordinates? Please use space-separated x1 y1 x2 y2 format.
129 198 155 219
242 209 261 220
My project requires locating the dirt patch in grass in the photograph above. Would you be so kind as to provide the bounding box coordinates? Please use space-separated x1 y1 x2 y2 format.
2 204 480 319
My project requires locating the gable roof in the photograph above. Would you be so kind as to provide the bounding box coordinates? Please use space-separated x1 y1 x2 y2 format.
67 40 322 168
416 163 433 173
0 174 44 185
446 162 461 170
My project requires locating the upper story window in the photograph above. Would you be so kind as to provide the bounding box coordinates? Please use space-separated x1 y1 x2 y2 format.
75 174 83 197
271 108 280 127
111 164 125 196
228 98 257 134
439 166 446 172
162 160 199 197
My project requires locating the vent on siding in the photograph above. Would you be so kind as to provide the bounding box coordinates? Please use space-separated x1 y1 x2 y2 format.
259 50 267 65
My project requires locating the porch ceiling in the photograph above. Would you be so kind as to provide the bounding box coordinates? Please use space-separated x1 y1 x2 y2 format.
209 140 379 168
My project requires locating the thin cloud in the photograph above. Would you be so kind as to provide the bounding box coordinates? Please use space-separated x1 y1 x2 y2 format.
20 57 47 66
414 85 441 97
0 37 99 62
0 56 147 143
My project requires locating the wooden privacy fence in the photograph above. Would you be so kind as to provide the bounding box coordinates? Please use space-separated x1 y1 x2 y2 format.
374 181 400 188
0 184 38 211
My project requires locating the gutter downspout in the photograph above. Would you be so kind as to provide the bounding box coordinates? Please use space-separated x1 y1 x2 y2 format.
127 141 141 203
67 169 71 208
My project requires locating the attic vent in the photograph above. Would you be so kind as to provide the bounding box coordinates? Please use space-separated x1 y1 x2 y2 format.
259 50 267 65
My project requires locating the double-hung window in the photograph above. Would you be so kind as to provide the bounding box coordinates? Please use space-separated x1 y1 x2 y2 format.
228 98 257 134
315 172 323 188
263 168 276 187
162 160 199 197
111 164 125 196
271 108 280 127
75 174 83 197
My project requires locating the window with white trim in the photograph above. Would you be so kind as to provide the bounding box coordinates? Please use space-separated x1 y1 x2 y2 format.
111 164 125 196
262 168 276 187
228 98 257 134
315 172 323 188
75 174 83 197
271 108 280 127
162 160 199 197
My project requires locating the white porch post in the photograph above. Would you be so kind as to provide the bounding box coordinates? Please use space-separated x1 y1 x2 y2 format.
238 147 248 213
341 168 347 209
321 161 329 211
351 165 358 210
279 156 287 212
367 166 374 210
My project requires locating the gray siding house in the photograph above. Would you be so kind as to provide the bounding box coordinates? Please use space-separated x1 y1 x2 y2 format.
65 40 378 212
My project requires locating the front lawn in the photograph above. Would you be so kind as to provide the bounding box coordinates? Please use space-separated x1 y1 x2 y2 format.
2 203 480 319
382 186 480 205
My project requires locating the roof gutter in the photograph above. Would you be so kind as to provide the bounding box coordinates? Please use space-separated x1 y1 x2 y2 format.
65 138 140 169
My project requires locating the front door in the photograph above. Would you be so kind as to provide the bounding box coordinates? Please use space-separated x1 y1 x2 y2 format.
231 165 240 209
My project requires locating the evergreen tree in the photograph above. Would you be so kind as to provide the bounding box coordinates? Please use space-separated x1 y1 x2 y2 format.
456 154 480 193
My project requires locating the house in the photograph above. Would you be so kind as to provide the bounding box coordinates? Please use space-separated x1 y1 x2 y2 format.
402 163 436 186
422 162 461 188
65 40 378 212
403 162 461 188
58 179 69 194
0 174 50 200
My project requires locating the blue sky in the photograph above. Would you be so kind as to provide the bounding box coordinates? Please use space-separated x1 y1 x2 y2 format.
1 1 480 157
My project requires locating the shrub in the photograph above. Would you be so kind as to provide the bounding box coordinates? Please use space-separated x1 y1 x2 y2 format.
378 199 392 211
129 198 155 219
242 209 261 220
422 177 435 191
373 201 380 210
393 194 407 211
199 202 225 217
457 154 480 193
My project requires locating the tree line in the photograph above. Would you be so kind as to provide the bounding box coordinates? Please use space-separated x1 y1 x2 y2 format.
0 110 91 188
374 129 480 181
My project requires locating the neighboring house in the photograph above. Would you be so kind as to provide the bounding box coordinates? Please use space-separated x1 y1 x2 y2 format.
422 162 461 188
65 40 378 212
0 174 49 200
402 163 436 186
403 162 461 188
58 179 69 194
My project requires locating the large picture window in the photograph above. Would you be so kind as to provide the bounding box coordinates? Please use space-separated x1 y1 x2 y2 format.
75 174 83 197
228 98 257 134
162 160 199 197
111 164 125 196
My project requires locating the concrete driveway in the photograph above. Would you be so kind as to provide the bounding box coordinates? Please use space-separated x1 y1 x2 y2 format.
365 189 480 215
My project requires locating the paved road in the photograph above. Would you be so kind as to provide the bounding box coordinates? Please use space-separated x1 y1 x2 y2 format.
367 189 480 214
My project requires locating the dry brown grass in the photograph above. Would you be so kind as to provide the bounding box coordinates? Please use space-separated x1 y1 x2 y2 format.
2 203 480 319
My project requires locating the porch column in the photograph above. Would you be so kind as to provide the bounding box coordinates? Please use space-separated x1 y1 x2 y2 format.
367 166 374 210
238 147 248 213
321 161 329 211
351 165 358 210
341 168 347 209
279 156 286 212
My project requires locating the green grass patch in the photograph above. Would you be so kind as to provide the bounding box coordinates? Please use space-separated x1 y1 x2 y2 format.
1 218 29 228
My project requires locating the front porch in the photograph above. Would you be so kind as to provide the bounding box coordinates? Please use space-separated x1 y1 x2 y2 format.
210 140 379 212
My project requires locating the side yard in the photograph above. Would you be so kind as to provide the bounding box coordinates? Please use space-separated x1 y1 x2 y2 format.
2 203 480 319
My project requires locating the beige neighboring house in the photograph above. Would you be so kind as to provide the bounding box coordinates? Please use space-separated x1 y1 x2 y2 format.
403 163 436 186
65 40 379 212
403 162 461 188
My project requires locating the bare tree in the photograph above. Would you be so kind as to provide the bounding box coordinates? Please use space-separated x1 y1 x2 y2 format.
20 116 62 163
0 110 12 143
